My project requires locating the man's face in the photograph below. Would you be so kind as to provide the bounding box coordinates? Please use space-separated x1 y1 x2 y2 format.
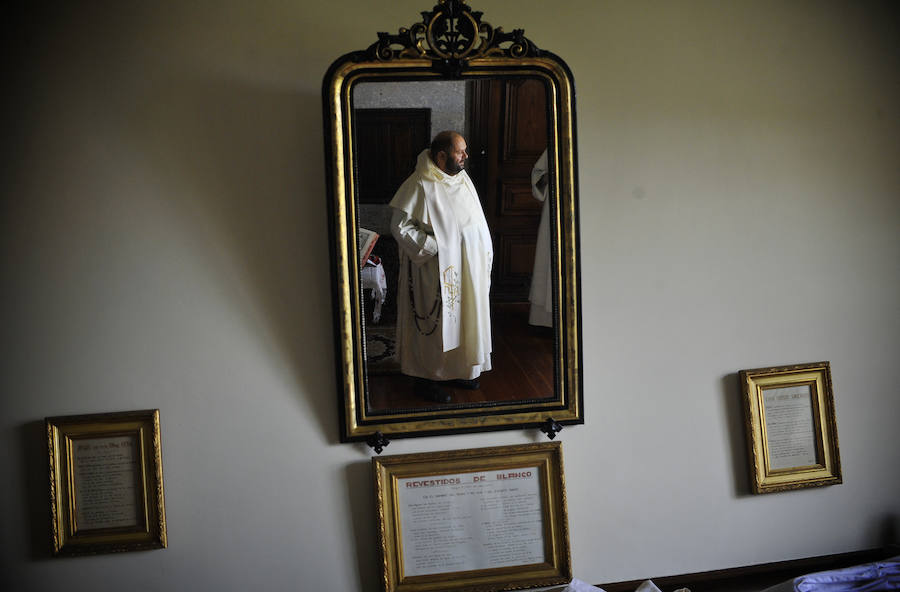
441 135 468 175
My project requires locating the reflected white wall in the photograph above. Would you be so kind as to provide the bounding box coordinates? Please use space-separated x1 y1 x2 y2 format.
353 80 468 139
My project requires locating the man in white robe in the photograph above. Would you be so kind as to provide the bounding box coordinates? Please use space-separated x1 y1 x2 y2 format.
389 131 493 403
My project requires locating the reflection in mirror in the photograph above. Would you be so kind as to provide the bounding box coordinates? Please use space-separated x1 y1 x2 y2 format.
353 79 555 414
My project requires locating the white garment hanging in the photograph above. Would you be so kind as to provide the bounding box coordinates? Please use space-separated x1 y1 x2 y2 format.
529 148 553 327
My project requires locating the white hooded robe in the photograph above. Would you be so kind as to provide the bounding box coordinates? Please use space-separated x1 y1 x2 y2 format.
389 149 493 381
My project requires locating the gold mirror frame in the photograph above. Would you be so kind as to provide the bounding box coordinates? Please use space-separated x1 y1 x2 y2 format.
323 0 582 446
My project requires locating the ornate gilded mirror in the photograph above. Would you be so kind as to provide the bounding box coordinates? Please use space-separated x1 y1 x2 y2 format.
323 0 582 450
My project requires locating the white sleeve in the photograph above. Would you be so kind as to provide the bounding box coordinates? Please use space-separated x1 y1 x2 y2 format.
390 208 438 264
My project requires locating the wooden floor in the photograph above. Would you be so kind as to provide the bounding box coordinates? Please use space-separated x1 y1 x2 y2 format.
367 302 554 412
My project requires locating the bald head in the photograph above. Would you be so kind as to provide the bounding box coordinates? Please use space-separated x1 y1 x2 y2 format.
430 130 468 175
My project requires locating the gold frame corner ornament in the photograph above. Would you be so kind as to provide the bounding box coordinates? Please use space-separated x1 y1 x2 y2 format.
740 362 842 494
373 442 571 592
46 409 167 556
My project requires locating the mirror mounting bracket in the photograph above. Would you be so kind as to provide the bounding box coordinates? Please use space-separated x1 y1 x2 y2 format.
366 431 391 455
540 418 564 440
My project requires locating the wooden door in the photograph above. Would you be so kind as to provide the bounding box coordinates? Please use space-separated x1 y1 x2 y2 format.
468 78 548 301
354 108 431 204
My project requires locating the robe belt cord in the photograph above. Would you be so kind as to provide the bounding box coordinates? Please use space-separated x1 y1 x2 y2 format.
408 258 441 336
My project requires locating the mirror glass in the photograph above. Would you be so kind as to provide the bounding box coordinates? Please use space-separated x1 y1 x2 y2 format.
352 78 556 413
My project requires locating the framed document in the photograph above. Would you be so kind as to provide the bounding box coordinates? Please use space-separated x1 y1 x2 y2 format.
46 409 167 555
740 362 842 494
373 442 571 592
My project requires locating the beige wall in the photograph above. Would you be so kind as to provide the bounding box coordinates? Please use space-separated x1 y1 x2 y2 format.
3 1 898 589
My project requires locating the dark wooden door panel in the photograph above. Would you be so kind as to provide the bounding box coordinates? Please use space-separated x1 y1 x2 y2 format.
469 78 548 301
355 108 431 204
502 78 548 163
499 180 543 217
499 234 539 278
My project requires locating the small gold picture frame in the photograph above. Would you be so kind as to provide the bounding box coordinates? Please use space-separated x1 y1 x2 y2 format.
373 442 571 592
740 362 842 494
46 409 167 555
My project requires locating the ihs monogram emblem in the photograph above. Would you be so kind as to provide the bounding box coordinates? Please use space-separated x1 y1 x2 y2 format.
442 265 460 320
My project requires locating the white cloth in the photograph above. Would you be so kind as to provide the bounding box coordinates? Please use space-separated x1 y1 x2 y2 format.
360 260 387 323
389 149 493 381
558 578 607 591
529 148 553 327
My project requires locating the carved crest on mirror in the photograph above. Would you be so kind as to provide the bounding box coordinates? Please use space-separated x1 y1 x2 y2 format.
323 0 583 450
363 0 540 69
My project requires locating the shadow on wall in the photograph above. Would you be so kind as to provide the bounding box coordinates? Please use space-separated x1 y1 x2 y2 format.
345 459 381 590
721 373 753 497
874 513 899 548
19 420 53 561
138 76 340 442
